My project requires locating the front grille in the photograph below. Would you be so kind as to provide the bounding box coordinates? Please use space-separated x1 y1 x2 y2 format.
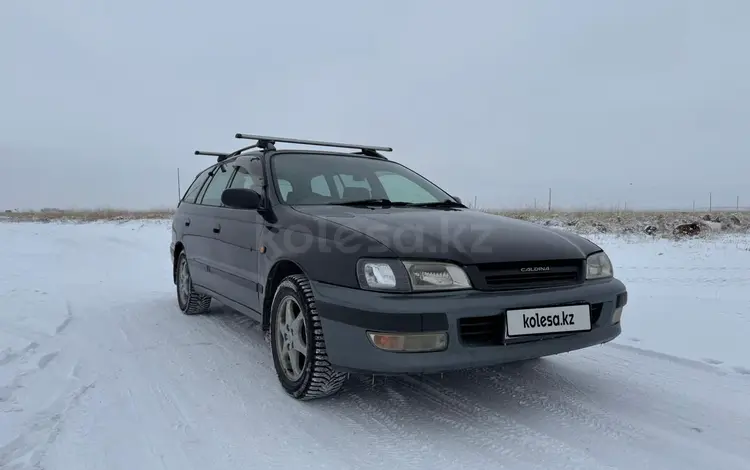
458 302 604 347
470 259 583 291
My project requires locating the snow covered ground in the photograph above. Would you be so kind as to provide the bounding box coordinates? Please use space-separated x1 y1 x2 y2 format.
1 220 749 470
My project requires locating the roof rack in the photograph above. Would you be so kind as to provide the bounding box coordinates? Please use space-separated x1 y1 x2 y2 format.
194 142 263 163
194 134 394 163
234 133 392 158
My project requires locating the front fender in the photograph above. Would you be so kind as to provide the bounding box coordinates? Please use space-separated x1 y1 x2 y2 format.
259 223 396 290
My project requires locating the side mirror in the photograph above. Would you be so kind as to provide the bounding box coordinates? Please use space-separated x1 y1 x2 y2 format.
453 196 462 204
221 188 262 210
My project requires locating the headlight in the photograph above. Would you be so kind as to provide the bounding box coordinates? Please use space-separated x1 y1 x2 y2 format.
402 261 471 291
360 261 398 289
356 259 472 292
586 252 613 280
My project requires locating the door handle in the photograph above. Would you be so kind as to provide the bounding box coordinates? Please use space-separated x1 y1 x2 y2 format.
184 218 191 227
213 224 221 234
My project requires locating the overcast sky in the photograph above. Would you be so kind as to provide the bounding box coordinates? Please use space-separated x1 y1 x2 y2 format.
2 0 748 211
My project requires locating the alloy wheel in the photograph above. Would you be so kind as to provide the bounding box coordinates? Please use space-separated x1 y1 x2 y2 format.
274 296 308 381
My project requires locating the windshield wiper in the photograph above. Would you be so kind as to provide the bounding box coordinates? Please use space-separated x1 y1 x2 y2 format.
405 199 465 208
328 198 412 207
329 198 465 208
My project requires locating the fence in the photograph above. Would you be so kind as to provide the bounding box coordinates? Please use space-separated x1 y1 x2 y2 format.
464 189 749 213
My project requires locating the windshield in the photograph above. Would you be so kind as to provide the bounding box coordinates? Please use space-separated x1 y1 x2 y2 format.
270 152 457 205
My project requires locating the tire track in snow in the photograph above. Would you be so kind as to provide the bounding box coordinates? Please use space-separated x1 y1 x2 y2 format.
392 373 605 469
111 299 373 470
459 361 653 466
0 374 26 414
0 343 39 367
321 378 488 470
608 342 750 380
0 303 72 419
403 360 739 470
0 381 95 469
517 358 647 440
492 360 642 437
569 348 750 467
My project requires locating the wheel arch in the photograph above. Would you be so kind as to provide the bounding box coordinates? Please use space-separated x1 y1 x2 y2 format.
262 259 307 330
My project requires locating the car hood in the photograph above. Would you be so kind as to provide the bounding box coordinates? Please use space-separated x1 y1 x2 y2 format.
292 206 601 264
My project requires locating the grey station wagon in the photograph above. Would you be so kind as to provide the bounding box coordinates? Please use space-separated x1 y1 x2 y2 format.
170 133 628 400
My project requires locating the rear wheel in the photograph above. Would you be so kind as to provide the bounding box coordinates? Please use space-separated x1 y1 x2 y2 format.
176 251 212 315
270 274 347 400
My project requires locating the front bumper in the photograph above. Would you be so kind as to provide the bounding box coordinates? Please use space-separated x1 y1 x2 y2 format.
311 278 627 374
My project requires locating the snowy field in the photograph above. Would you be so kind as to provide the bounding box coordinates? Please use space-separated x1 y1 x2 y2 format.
1 220 749 470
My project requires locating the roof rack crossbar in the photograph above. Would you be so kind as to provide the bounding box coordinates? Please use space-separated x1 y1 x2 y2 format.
194 150 230 158
195 134 393 163
194 144 264 163
235 133 392 153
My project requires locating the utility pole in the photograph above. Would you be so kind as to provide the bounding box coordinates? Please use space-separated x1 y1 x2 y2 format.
548 188 552 212
709 192 712 212
177 167 182 201
737 195 740 211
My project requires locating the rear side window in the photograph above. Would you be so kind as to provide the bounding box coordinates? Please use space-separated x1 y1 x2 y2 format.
199 165 234 206
181 168 212 204
228 158 263 191
229 168 255 189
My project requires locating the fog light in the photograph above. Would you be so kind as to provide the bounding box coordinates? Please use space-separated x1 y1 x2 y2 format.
613 307 624 324
367 332 448 352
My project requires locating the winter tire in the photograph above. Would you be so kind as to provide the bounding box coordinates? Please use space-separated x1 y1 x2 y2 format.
176 251 212 315
270 274 347 400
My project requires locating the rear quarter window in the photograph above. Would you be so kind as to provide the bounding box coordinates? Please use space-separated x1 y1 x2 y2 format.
199 165 234 206
181 168 212 204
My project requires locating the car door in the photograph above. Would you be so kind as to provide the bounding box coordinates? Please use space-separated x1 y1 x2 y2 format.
209 162 264 316
178 166 216 290
193 162 235 297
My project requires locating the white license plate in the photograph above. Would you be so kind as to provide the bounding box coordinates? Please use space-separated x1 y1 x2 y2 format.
505 304 591 337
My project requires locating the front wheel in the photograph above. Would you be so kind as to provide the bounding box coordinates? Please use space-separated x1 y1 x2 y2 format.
270 274 347 400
